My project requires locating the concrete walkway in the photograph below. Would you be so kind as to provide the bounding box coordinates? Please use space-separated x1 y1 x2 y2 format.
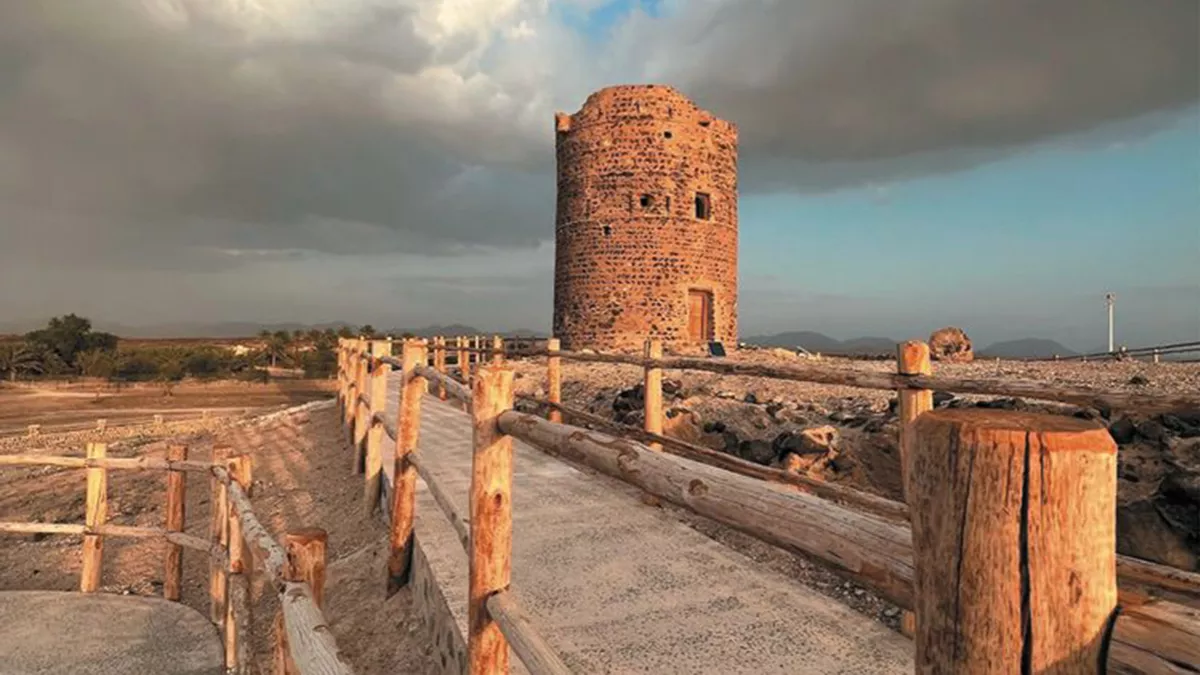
0 591 223 675
385 384 913 674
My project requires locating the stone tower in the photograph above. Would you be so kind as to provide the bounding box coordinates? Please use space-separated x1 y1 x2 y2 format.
553 84 738 352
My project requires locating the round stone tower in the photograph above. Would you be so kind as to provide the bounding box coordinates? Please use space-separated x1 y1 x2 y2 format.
553 84 738 353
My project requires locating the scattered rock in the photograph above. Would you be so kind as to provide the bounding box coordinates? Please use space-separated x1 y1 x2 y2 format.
863 418 887 434
1128 374 1150 386
722 431 741 454
932 391 955 407
738 439 776 465
929 326 974 363
1136 420 1168 444
1108 417 1137 445
663 379 683 396
716 391 738 400
974 397 1027 411
743 392 759 404
703 420 727 434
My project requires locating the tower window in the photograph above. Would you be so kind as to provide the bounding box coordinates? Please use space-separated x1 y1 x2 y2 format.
663 130 673 139
602 225 612 237
639 194 655 209
699 119 711 128
694 192 712 220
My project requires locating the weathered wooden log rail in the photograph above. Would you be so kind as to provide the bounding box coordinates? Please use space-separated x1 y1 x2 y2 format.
1 442 352 675
337 334 1200 674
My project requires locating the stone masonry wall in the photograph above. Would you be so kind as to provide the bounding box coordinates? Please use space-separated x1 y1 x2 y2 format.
553 84 738 353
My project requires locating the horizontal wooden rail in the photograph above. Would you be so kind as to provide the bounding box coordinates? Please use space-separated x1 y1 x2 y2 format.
216 467 289 587
216 467 353 674
414 364 472 404
496 409 1199 672
280 581 355 675
0 521 211 551
517 349 1198 412
372 411 398 442
518 396 909 522
486 591 573 675
0 455 215 472
411 454 470 550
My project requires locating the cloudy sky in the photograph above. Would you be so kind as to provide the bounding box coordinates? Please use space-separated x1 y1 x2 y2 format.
1 0 1197 349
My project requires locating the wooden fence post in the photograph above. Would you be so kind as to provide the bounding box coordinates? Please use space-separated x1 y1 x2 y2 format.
224 454 252 672
644 339 663 451
492 335 504 366
908 409 1118 673
210 445 231 625
164 444 188 601
435 336 448 401
547 338 562 424
80 442 108 592
896 340 933 500
275 528 329 675
343 341 359 434
469 365 516 675
336 340 346 415
388 339 428 595
352 339 372 473
459 336 472 407
365 340 393 514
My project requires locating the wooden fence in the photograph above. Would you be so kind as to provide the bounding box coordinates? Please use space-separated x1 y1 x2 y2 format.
337 335 1200 674
0 444 352 675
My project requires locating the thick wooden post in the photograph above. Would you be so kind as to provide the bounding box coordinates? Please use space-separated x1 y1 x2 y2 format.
492 335 504 366
274 528 329 675
644 339 663 451
897 340 933 499
336 341 345 413
435 336 448 400
388 339 428 595
547 338 562 424
469 365 516 675
224 454 252 671
908 409 1118 674
163 444 188 601
80 442 108 592
209 445 231 625
365 341 393 514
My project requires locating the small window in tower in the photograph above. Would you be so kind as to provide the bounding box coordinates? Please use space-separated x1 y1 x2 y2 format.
695 192 712 220
602 225 612 237
699 119 712 128
663 130 673 139
639 194 655 209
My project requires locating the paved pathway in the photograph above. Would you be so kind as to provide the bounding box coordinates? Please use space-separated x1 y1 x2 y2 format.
0 591 223 675
385 380 913 674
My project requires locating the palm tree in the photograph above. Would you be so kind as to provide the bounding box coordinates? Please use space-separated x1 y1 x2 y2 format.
0 343 43 381
264 335 290 368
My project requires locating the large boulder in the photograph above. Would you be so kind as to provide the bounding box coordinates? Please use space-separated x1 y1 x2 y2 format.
778 425 840 475
929 326 974 363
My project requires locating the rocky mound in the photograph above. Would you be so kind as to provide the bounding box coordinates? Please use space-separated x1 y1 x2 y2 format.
929 326 974 363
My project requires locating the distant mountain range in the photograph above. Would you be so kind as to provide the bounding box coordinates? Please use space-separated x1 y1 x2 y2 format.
976 338 1077 359
743 331 896 354
744 331 1078 359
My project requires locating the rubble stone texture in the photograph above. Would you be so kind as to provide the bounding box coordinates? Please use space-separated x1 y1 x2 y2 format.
553 85 739 352
929 326 975 363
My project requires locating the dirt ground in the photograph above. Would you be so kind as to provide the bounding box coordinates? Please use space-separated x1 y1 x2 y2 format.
0 399 436 674
0 379 335 437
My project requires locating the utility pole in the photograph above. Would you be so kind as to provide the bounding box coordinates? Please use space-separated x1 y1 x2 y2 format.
1105 292 1115 353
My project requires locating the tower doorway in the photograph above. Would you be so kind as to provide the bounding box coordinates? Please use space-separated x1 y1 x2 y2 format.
687 290 713 343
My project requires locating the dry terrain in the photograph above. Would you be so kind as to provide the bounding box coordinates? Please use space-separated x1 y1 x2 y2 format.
0 379 335 437
0 399 436 674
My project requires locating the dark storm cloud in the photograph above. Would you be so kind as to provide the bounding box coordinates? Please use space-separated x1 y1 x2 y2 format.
630 0 1199 189
0 0 1196 329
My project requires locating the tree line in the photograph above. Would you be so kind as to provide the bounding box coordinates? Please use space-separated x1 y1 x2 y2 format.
0 315 385 383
